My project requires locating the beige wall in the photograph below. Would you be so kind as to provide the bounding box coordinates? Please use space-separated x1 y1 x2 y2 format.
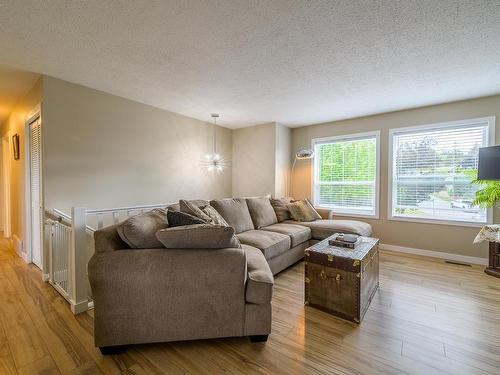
292 95 500 259
275 123 291 197
232 122 292 197
0 78 42 245
42 76 232 215
232 123 276 197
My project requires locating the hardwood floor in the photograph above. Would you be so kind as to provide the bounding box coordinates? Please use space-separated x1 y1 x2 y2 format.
1 237 500 374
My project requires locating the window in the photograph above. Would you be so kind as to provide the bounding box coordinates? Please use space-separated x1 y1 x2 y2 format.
389 118 494 225
313 132 380 217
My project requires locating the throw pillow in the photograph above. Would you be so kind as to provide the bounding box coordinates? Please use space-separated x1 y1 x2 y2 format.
246 197 278 229
179 199 212 223
201 205 229 226
116 208 168 249
286 199 322 222
156 224 241 249
167 199 209 213
167 210 206 227
209 198 254 233
270 197 294 222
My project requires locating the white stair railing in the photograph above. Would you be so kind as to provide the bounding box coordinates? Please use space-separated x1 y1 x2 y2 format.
46 203 169 314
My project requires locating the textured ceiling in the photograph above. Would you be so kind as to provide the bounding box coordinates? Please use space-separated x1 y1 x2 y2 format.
0 66 39 126
1 1 499 128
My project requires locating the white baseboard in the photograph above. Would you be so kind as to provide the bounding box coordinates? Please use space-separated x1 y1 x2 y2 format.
12 235 25 259
42 273 50 282
70 299 94 314
379 243 488 266
70 299 90 314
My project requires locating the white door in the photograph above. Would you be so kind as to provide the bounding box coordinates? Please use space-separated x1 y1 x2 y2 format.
29 117 43 268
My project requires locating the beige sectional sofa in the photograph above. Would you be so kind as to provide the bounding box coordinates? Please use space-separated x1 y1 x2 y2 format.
89 224 273 354
88 197 372 354
205 197 372 275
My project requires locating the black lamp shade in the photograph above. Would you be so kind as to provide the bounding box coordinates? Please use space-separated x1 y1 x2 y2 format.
478 145 500 180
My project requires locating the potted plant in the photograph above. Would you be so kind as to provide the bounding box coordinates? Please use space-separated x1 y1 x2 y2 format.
472 177 500 278
471 179 500 208
460 169 500 209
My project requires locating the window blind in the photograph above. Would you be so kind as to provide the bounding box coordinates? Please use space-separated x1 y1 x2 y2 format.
391 120 490 223
313 133 378 216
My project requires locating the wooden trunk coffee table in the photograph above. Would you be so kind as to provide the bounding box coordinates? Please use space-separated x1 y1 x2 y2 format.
304 235 379 323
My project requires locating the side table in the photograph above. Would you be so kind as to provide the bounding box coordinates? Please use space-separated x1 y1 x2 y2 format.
474 225 500 278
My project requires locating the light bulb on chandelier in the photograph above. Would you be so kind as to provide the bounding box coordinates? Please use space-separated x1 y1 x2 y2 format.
201 114 229 172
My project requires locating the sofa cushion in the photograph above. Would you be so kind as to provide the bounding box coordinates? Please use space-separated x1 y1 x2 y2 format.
242 244 274 304
179 199 212 222
156 224 241 249
270 197 293 222
284 219 372 239
167 210 205 227
286 199 322 222
210 198 254 234
261 223 312 247
201 205 229 226
246 197 278 229
116 208 168 249
167 199 209 212
237 230 291 260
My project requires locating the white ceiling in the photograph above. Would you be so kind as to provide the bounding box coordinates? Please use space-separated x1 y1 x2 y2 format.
0 66 39 126
1 1 499 129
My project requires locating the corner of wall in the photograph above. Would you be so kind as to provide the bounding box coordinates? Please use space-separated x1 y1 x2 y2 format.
274 123 292 197
1 75 43 250
231 122 277 197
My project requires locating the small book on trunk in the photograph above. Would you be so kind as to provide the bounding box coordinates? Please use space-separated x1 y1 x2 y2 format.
329 233 361 249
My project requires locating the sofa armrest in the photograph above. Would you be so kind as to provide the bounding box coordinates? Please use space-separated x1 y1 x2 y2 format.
242 245 273 304
88 246 247 346
315 207 334 220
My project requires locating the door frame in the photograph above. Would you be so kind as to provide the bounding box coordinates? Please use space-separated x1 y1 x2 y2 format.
24 106 43 268
1 133 12 238
0 140 3 233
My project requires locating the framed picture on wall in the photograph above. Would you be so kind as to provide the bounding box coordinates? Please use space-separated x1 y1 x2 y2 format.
12 134 20 160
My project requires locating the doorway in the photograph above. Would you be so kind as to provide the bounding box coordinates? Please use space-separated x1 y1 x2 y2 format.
27 115 43 268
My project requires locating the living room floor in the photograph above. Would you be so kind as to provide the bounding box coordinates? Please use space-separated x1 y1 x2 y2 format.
1 237 499 375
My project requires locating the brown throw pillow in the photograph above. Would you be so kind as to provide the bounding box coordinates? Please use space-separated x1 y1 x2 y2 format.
167 210 205 227
201 205 229 226
286 199 322 222
179 199 212 223
270 197 294 222
156 224 241 249
117 208 168 248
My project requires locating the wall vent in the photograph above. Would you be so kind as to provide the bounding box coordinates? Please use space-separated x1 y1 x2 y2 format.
445 260 471 267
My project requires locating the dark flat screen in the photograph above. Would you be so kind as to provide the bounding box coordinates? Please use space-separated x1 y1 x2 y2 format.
478 145 500 180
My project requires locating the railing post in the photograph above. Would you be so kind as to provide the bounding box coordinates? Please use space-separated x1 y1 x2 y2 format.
70 207 88 314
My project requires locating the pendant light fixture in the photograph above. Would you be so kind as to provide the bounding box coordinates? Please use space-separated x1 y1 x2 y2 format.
202 113 228 172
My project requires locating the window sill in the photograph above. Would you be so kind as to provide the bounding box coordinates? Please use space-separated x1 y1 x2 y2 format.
315 206 379 220
388 215 489 228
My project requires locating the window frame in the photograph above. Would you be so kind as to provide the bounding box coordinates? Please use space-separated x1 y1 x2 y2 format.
388 117 495 227
312 131 381 219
